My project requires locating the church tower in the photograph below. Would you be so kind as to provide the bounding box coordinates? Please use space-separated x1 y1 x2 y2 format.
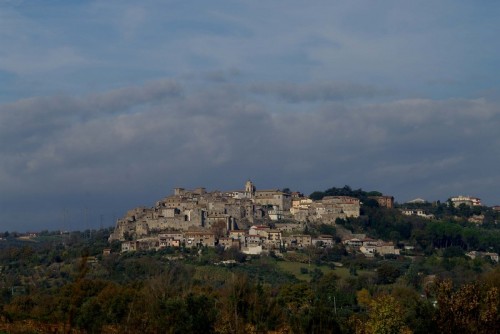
245 180 255 198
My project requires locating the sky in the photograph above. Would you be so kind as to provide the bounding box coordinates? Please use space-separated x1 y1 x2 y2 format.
1 0 500 232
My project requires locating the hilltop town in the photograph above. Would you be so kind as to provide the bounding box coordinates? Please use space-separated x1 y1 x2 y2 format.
110 181 380 254
109 180 499 262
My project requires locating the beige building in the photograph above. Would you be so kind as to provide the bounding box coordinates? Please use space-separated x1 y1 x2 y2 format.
184 231 216 247
400 208 434 219
322 196 360 217
450 195 482 207
265 230 282 249
254 189 292 212
312 235 334 247
283 234 312 248
218 237 241 250
229 230 246 244
296 196 360 224
359 239 400 257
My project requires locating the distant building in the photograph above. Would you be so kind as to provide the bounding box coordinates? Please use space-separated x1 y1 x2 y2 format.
283 235 312 249
466 251 499 263
312 235 334 247
254 189 292 212
400 208 434 219
241 244 263 255
369 195 394 208
184 231 216 247
342 238 364 248
450 196 482 207
468 215 484 225
218 237 241 250
406 198 427 204
359 240 399 257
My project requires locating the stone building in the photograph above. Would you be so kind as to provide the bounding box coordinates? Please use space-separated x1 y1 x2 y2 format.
253 189 292 212
369 195 394 208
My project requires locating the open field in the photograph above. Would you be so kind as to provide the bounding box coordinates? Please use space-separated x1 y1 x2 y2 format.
277 261 336 281
277 261 373 282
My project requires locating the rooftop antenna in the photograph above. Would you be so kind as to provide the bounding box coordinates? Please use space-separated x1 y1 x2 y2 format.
86 207 91 239
61 208 69 246
61 209 65 234
82 207 89 239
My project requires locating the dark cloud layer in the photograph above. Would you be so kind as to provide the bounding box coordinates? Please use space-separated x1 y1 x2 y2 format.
1 79 499 231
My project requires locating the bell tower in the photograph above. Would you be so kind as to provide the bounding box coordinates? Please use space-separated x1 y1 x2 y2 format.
245 180 255 198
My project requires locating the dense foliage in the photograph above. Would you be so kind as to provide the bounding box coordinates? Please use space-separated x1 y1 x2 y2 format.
309 185 382 203
0 229 498 333
0 186 499 333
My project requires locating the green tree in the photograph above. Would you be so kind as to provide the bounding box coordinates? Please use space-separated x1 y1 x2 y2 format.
376 263 401 285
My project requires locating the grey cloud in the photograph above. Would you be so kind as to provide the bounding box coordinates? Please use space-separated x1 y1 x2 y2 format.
0 80 183 188
1 79 500 231
249 82 390 102
0 79 181 140
200 69 241 83
89 80 182 113
0 81 266 192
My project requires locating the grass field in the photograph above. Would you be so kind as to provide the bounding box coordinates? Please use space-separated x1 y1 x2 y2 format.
277 261 373 282
193 259 374 285
277 261 336 281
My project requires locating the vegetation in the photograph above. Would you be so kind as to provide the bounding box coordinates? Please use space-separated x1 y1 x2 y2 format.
309 185 382 203
0 185 499 333
0 230 498 333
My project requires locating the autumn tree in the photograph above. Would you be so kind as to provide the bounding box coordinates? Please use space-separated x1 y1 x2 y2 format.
434 279 500 334
365 294 412 334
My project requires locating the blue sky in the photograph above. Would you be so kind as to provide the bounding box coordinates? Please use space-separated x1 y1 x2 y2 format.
1 1 499 231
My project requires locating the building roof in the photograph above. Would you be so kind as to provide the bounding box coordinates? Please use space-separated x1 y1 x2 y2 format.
406 198 427 204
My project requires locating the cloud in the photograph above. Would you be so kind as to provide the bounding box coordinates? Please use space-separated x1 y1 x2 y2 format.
249 82 389 102
2 80 498 202
1 77 499 231
0 80 182 150
89 79 183 112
